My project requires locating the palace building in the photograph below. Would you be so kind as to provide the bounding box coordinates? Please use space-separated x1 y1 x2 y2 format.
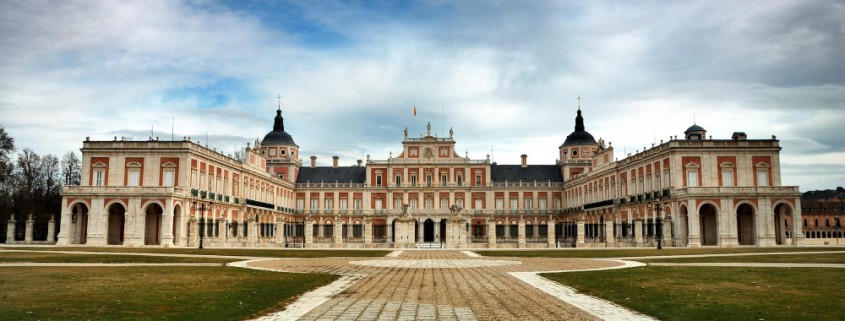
55 103 805 248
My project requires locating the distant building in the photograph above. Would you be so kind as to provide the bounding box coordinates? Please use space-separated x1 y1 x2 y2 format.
54 102 804 248
800 188 844 244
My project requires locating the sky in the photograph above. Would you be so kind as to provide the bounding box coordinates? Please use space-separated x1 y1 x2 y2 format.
1 0 843 191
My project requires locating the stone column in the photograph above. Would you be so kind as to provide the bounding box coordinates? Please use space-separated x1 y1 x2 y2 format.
364 219 372 245
576 219 585 247
56 205 71 246
6 218 16 243
247 217 256 244
386 218 393 244
488 220 497 245
547 219 555 247
417 220 423 243
305 220 314 247
662 217 673 247
517 217 526 247
605 220 615 246
687 199 701 247
218 219 227 244
187 217 197 247
47 216 56 243
634 218 644 247
161 205 174 247
25 214 34 243
276 218 285 245
334 219 343 246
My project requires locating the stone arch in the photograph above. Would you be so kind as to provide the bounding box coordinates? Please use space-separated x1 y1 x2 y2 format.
68 201 90 244
106 203 126 245
736 203 756 245
698 203 718 246
423 218 435 242
773 202 795 245
143 203 163 245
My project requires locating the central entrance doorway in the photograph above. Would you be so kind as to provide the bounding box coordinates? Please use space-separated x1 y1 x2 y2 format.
423 219 435 242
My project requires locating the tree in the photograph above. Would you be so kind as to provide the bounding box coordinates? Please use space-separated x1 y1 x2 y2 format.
61 151 82 186
0 126 13 184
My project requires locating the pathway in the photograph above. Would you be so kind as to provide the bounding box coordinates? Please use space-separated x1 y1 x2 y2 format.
241 250 654 321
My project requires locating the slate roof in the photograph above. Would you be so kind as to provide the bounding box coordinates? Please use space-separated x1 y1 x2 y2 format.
296 166 367 184
490 164 563 183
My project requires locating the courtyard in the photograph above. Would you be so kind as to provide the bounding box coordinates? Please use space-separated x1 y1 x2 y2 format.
0 247 843 320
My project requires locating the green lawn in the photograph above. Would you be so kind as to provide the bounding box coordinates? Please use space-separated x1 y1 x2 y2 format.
0 266 336 321
642 252 845 264
0 252 235 264
479 247 845 258
544 266 845 321
3 246 391 258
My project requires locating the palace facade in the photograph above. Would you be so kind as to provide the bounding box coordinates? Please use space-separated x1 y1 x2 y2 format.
55 105 805 248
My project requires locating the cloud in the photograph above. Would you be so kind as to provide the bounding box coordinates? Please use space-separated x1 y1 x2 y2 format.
0 0 842 192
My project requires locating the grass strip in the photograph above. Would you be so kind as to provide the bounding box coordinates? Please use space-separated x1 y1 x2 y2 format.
641 252 845 264
0 266 336 321
3 246 391 258
0 252 235 264
543 266 845 321
480 247 845 258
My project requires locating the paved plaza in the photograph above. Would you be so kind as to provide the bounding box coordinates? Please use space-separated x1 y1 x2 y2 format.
241 250 650 321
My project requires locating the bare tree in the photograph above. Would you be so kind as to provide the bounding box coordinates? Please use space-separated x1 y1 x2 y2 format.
61 151 82 185
0 126 13 184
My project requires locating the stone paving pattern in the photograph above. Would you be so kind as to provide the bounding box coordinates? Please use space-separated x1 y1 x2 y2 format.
250 250 623 321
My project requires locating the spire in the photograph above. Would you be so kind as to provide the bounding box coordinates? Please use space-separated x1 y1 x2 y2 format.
574 95 585 132
273 98 284 131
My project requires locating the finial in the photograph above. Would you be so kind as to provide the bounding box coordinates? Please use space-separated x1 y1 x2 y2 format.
277 94 282 111
577 93 581 111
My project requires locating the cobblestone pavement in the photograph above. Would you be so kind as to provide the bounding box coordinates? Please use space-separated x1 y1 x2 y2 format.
248 250 625 321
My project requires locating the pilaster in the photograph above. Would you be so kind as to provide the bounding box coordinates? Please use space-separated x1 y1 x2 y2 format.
604 221 614 246
634 218 644 247
576 220 585 247
517 218 526 247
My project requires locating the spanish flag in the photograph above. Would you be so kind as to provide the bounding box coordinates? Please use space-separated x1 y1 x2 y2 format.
413 105 417 116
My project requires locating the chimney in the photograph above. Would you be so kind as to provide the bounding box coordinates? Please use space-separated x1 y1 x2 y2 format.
310 156 317 168
521 154 528 168
357 159 363 167
332 156 339 168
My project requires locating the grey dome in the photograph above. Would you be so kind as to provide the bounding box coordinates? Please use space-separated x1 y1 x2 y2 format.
561 109 597 147
261 109 297 146
685 124 706 133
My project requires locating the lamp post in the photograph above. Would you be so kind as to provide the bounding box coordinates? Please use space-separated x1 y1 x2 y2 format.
192 200 213 249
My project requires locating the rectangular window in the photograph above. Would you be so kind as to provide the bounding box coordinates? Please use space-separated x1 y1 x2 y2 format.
376 175 382 187
687 170 698 187
524 199 533 210
757 169 768 186
163 169 175 186
296 199 304 210
474 198 482 210
441 175 447 186
510 199 518 210
354 199 362 211
457 175 463 186
310 199 319 210
394 198 402 210
539 225 548 237
409 199 418 210
191 171 197 188
425 198 433 209
456 198 464 209
410 175 417 187
395 175 401 186
94 169 105 186
440 198 448 209
128 169 140 186
426 175 432 187
722 169 734 187
539 199 547 210
475 174 482 186
495 198 504 210
325 199 333 212
340 199 348 210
